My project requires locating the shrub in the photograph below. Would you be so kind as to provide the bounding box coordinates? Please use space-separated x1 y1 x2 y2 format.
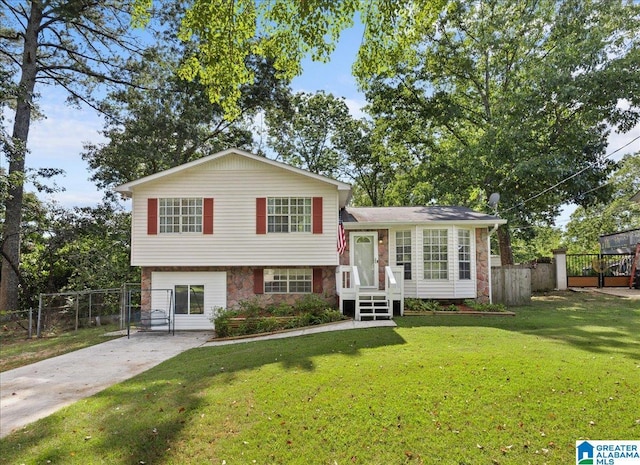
464 300 507 312
237 299 263 317
293 294 332 315
212 298 347 338
405 298 442 312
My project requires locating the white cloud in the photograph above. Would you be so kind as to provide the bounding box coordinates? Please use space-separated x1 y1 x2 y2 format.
607 125 640 161
2 91 108 209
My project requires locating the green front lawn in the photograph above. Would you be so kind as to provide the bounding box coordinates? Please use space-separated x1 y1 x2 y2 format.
0 323 122 372
1 291 638 464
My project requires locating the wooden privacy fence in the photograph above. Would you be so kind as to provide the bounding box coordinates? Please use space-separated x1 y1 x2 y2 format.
492 265 531 305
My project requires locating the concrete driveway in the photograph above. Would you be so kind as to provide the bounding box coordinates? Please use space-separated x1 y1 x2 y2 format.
0 320 395 438
0 331 210 438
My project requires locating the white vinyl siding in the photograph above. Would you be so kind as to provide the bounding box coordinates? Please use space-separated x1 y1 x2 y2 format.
391 226 476 299
130 154 340 267
264 269 312 293
419 227 476 298
151 271 226 330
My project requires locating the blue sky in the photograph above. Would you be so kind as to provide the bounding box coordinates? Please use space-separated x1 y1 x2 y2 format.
2 21 638 227
0 24 367 209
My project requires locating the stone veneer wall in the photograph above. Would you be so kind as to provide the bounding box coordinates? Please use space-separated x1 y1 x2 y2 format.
475 228 490 302
141 266 338 310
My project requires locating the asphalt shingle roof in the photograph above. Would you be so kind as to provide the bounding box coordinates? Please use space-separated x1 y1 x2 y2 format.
344 206 502 224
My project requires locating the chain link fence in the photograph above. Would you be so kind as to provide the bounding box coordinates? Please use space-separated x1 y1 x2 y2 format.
35 287 134 337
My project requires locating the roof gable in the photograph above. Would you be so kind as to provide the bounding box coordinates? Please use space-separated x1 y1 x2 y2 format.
115 148 352 206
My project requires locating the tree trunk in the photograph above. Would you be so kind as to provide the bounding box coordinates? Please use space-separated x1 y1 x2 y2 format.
0 1 42 311
497 224 514 266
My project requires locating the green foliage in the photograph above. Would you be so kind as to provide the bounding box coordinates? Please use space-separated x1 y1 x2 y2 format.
292 293 335 315
404 298 442 312
83 35 289 195
213 297 345 338
16 201 139 308
266 91 354 178
564 153 640 253
132 0 446 119
510 226 563 263
464 299 507 313
364 0 640 259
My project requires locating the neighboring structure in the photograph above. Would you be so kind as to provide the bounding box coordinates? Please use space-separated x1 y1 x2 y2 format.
116 148 505 330
599 229 640 255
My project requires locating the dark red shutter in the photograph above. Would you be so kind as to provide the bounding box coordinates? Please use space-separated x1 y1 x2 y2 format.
312 197 323 234
313 268 323 294
253 269 264 294
203 198 214 234
256 198 267 234
147 198 158 235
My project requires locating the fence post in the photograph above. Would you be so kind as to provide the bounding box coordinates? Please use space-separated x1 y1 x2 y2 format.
37 294 43 338
75 292 79 332
28 308 33 339
553 248 567 290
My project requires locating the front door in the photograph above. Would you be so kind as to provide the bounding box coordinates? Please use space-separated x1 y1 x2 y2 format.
351 232 378 288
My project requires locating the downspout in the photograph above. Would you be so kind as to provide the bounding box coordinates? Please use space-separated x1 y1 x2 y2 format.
487 224 500 304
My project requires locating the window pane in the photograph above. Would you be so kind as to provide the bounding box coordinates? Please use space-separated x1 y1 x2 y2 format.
396 230 412 280
267 197 311 233
458 229 471 280
424 229 448 280
159 198 203 234
175 285 188 314
264 269 312 293
189 285 204 314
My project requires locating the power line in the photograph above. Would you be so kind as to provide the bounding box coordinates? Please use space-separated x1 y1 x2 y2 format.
502 134 640 214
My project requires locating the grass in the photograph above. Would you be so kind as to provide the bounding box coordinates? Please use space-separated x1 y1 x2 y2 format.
0 323 122 372
1 291 639 464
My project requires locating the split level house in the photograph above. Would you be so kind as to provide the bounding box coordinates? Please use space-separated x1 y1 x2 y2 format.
116 148 506 330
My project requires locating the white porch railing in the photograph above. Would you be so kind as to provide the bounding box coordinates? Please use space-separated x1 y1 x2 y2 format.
336 265 404 320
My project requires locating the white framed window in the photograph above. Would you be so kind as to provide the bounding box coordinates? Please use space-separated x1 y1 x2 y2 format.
159 198 202 233
267 197 312 233
264 269 312 293
175 284 204 314
395 230 412 280
458 229 472 280
423 229 449 280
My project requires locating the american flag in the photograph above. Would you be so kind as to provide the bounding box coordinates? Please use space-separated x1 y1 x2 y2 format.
337 211 346 254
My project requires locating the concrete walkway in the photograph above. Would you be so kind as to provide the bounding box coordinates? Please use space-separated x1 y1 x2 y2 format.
570 287 640 299
0 320 395 438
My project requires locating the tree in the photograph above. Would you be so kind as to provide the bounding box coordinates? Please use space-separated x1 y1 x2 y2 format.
266 91 353 178
132 0 448 118
265 90 398 206
510 226 563 263
83 50 289 194
362 0 640 264
564 153 640 253
18 201 138 309
1 0 149 310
